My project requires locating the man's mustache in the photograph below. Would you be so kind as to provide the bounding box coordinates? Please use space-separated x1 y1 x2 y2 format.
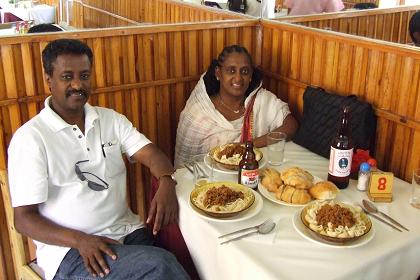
66 89 88 97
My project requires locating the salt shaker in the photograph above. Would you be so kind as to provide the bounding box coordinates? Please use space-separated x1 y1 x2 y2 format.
357 162 371 191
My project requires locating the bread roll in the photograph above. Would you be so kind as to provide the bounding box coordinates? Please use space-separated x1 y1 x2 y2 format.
281 167 314 189
309 181 339 200
283 174 313 190
291 189 312 204
261 168 283 192
281 185 295 203
275 185 286 200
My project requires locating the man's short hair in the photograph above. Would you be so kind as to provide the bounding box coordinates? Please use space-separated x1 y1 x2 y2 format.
28 24 63 33
42 39 93 76
409 11 420 45
353 3 378 9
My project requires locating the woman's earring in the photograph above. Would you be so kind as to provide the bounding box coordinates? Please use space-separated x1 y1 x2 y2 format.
216 77 219 81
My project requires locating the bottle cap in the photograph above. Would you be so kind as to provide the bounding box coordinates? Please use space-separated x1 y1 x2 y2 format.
367 158 377 167
360 162 371 172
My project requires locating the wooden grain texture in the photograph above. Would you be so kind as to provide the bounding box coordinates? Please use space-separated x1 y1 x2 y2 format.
261 20 420 184
278 5 420 44
70 0 249 28
0 20 260 280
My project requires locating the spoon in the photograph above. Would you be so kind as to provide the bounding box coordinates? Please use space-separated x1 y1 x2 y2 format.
218 218 272 239
362 200 409 231
220 220 276 244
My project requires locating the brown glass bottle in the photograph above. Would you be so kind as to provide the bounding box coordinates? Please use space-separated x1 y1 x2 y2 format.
238 141 259 189
328 106 354 189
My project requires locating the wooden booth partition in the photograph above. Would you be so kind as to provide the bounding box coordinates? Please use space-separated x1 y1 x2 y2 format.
260 20 420 183
280 5 420 44
0 19 260 279
71 0 249 28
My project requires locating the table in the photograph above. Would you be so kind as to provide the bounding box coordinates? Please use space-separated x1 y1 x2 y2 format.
0 2 55 24
175 142 420 280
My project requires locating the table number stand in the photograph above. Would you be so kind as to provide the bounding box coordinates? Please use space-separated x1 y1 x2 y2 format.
367 171 394 202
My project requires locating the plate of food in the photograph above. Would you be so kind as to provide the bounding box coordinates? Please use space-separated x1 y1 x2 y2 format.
292 200 374 248
258 167 340 207
189 181 263 222
205 143 266 174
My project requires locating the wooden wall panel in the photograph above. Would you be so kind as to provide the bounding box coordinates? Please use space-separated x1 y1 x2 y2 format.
0 20 259 279
71 0 248 28
279 5 420 44
261 20 420 183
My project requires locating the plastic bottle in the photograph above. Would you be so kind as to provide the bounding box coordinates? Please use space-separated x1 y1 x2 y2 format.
238 141 259 189
357 162 371 191
328 106 354 189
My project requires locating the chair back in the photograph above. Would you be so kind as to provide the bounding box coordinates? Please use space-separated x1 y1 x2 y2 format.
0 170 43 280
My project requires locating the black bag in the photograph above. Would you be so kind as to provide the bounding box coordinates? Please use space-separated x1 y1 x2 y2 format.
293 86 376 159
227 0 246 13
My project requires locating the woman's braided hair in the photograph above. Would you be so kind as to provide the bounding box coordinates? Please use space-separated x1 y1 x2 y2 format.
203 45 262 97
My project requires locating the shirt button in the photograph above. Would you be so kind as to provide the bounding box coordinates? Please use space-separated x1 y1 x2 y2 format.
78 135 82 138
73 127 77 131
87 148 90 151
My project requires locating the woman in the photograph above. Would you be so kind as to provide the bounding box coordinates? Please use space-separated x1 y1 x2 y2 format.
175 45 298 168
284 0 344 16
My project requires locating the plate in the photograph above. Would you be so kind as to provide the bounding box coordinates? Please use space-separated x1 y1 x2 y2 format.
258 183 308 207
204 153 267 175
292 207 375 248
257 172 323 207
190 182 255 218
189 188 263 223
209 143 264 171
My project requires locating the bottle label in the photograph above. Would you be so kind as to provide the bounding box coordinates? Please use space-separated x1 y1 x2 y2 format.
328 147 353 177
240 169 259 189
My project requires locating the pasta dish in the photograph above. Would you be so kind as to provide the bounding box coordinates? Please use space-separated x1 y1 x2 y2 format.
303 201 369 239
191 183 255 217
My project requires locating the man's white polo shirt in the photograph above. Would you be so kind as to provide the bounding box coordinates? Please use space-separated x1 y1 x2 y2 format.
8 97 151 280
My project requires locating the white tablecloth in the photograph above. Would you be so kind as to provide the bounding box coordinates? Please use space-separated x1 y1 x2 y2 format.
1 3 55 24
175 142 420 280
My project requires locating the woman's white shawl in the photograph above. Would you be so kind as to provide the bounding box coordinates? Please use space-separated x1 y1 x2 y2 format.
174 74 291 168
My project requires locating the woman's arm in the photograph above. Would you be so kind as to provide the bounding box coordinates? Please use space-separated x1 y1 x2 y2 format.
253 114 298 147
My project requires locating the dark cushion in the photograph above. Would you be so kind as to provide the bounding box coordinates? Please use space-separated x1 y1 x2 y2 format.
293 86 377 159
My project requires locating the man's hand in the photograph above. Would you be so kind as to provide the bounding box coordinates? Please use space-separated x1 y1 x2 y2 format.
147 177 179 235
75 232 120 277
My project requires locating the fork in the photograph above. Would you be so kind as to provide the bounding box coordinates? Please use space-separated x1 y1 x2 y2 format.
185 161 208 180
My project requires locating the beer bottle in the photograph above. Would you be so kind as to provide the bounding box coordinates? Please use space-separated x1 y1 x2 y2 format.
238 141 259 189
328 106 354 189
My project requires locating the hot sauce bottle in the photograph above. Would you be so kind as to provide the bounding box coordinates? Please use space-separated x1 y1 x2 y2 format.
328 106 354 189
238 141 259 189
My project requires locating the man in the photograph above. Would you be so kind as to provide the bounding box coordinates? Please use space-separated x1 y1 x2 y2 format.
246 0 276 18
8 39 189 280
409 11 420 47
284 0 344 16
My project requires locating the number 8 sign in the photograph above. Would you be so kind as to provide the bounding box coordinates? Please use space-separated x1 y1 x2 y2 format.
369 172 394 194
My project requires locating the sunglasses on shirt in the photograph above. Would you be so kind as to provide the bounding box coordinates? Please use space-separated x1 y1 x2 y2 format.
75 160 109 191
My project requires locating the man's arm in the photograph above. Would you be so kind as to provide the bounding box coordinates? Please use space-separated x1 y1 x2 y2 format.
14 204 119 277
130 143 178 235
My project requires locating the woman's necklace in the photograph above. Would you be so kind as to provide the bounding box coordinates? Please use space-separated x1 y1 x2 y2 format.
218 95 244 114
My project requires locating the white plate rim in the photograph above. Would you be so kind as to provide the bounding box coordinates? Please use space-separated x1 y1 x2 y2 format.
188 189 263 223
204 153 267 175
292 209 375 248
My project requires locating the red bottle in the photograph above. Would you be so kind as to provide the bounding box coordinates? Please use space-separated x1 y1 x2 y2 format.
238 141 259 189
